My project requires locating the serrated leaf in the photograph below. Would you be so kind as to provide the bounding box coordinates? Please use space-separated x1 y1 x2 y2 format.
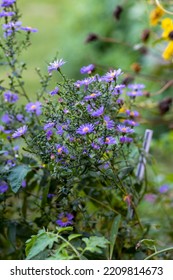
109 214 121 259
8 165 32 193
82 236 110 254
25 232 57 260
68 234 82 241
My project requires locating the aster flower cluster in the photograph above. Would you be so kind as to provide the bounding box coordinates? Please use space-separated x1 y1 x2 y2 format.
26 60 144 187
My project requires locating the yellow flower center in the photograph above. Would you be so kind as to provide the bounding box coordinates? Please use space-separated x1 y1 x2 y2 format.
61 217 68 223
122 127 127 132
31 105 36 110
83 127 89 132
90 93 96 97
105 137 110 143
58 147 63 153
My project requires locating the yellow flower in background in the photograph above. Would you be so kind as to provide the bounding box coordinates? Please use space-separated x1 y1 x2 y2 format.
150 6 164 26
161 18 173 60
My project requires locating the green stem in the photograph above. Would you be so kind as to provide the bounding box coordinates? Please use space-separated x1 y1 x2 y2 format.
58 235 82 260
145 247 173 260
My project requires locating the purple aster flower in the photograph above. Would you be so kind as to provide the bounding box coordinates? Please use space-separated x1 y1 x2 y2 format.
0 181 8 194
46 129 53 140
126 110 139 118
25 101 42 115
159 184 169 193
13 145 19 151
3 91 19 103
56 212 74 227
16 113 24 122
116 98 124 106
1 0 16 7
0 11 15 17
48 59 66 73
91 143 100 150
21 180 26 188
76 123 94 135
98 136 117 145
101 69 122 82
0 125 4 132
56 126 64 135
80 64 95 74
117 124 134 134
12 125 27 139
104 116 114 129
47 193 55 198
20 26 38 33
128 84 145 90
1 113 12 124
127 84 144 97
74 77 96 89
120 136 133 143
112 84 125 95
48 86 59 95
84 91 101 101
123 119 139 127
3 21 22 37
6 159 16 167
56 144 68 155
90 106 104 117
44 122 55 130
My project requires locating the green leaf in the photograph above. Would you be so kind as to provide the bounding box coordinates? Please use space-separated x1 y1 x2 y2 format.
137 239 157 250
82 236 110 254
25 231 57 260
109 214 121 259
68 234 82 241
8 165 32 193
56 226 73 234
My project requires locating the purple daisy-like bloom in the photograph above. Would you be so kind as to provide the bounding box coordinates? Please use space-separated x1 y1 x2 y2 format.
99 136 117 145
1 113 12 124
117 124 134 134
48 86 59 96
0 181 8 194
25 101 42 116
91 143 100 150
123 119 139 127
3 21 22 37
20 26 38 33
0 125 4 132
56 212 74 227
44 122 55 131
112 84 125 95
90 106 104 117
159 184 169 193
74 77 96 88
76 123 94 135
101 69 122 82
12 125 27 139
16 114 24 122
120 136 133 143
56 144 68 155
48 59 66 73
103 116 114 129
128 84 145 90
4 91 19 103
80 64 95 74
46 129 53 140
0 11 15 17
21 180 26 188
84 91 101 101
1 0 16 7
126 109 139 118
